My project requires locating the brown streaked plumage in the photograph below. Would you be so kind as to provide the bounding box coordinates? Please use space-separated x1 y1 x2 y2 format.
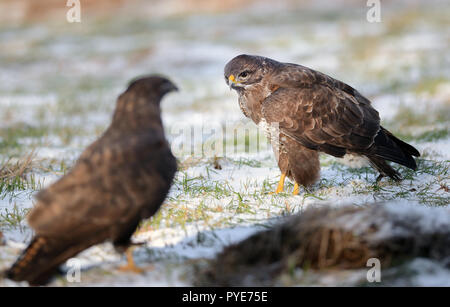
224 55 420 193
5 76 178 285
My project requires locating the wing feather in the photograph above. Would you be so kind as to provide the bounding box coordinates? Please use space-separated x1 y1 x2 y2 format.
29 130 167 237
262 81 380 158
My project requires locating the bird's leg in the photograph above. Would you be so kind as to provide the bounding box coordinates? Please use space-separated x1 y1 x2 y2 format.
118 247 143 274
292 183 300 195
270 173 286 194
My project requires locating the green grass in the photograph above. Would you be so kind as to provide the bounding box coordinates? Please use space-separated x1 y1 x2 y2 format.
0 203 30 228
0 125 49 153
0 175 39 197
413 77 449 95
349 159 450 206
393 127 450 143
389 105 450 128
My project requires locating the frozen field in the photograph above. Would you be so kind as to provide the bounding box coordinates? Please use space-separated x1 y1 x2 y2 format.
0 0 449 286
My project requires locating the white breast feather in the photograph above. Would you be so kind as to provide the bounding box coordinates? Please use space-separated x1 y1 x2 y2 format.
258 118 281 147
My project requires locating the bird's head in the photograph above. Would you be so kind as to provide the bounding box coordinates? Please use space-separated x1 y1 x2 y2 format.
113 75 178 128
224 54 277 91
125 75 178 102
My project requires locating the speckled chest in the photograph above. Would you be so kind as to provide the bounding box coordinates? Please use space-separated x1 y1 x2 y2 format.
238 82 272 124
238 82 288 154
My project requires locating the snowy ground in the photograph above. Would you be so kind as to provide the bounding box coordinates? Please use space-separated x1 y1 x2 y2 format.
0 0 449 286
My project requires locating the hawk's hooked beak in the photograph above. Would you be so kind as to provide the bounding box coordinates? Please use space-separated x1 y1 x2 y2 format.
228 74 239 90
162 82 179 93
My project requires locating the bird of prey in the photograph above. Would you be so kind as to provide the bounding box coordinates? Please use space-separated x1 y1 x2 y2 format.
5 76 178 285
225 55 419 194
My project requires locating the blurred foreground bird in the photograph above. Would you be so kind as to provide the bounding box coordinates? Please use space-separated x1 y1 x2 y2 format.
225 55 420 194
5 76 178 285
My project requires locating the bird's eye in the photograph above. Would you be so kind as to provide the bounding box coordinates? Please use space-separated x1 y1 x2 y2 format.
239 71 250 78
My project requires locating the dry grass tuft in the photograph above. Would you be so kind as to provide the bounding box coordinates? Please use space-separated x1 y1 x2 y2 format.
0 151 37 181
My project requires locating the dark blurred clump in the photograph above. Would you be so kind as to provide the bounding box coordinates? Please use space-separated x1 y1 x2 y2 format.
197 205 450 286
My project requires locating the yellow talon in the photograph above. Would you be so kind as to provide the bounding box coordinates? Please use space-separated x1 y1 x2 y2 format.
118 247 144 274
293 183 300 195
270 173 286 194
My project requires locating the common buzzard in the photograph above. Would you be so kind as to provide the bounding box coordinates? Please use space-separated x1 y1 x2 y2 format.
5 76 178 285
224 55 419 194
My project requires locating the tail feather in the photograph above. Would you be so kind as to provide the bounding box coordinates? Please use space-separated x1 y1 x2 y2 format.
372 127 419 170
5 236 96 286
382 128 420 157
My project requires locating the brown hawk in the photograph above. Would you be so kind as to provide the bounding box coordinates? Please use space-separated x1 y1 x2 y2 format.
224 55 420 194
5 76 178 285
